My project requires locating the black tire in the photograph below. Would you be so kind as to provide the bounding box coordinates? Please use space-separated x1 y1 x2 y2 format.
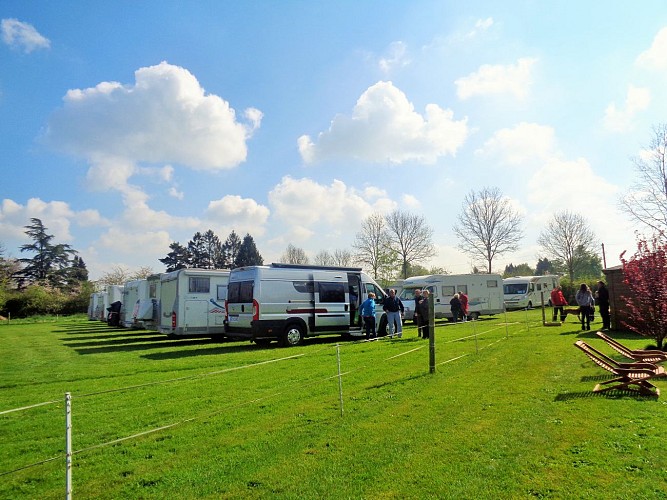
377 315 388 337
469 312 480 321
281 324 304 347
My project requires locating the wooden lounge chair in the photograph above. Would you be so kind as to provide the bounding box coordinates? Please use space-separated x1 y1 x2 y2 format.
596 331 667 364
574 340 664 396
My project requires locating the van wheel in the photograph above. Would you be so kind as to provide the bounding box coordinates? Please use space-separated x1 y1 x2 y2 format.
281 324 304 347
377 316 388 337
469 312 480 321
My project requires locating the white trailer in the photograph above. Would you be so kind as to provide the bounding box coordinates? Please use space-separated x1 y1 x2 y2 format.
503 275 560 310
398 273 505 321
92 291 108 322
158 269 230 337
87 292 101 321
225 263 388 346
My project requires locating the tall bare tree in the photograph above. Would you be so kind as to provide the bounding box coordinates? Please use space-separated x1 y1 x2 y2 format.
453 187 524 273
314 250 334 266
619 124 667 237
279 244 309 264
537 210 597 282
353 213 395 281
332 249 353 267
385 210 435 279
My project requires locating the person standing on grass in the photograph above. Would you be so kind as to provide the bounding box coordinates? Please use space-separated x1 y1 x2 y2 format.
596 280 610 330
450 293 462 323
360 292 377 340
459 290 469 322
413 289 424 336
383 288 404 338
418 289 431 338
550 286 568 322
575 283 594 331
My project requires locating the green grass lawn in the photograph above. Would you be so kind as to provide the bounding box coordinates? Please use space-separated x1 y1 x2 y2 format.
1 311 666 499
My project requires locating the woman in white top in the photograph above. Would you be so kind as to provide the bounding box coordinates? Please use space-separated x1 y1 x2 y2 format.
575 283 594 331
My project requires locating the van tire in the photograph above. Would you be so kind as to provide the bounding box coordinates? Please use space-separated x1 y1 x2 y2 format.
469 312 480 321
377 315 388 337
281 324 304 347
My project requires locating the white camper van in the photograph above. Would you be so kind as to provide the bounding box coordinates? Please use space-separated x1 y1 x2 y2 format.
158 269 230 337
136 273 162 331
503 275 560 310
225 263 388 346
120 279 148 329
398 274 504 321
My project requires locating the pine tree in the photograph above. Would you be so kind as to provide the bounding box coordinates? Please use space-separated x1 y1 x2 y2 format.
235 234 263 267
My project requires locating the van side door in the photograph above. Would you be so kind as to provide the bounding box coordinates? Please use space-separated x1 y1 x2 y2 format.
313 272 348 333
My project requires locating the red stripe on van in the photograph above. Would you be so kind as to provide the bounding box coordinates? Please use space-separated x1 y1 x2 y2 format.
286 308 328 314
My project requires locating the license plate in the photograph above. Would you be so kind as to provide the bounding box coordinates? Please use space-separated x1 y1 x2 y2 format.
228 316 239 322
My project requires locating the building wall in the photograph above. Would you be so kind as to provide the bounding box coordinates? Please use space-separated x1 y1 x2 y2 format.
603 266 632 331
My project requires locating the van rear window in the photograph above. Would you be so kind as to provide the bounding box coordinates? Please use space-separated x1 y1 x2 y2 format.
228 281 254 303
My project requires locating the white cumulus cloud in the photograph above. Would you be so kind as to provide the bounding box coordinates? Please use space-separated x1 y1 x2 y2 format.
603 85 651 132
636 27 667 71
205 195 270 236
476 122 557 165
45 61 262 171
298 81 468 165
1 18 50 53
379 41 410 73
455 57 537 100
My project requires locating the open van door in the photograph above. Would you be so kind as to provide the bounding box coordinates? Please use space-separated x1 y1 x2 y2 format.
313 271 348 333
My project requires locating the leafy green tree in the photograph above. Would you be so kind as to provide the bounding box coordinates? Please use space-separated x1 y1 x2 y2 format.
234 234 263 267
503 263 534 278
535 257 555 275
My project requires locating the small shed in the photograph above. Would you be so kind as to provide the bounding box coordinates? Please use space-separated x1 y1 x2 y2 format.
602 265 632 331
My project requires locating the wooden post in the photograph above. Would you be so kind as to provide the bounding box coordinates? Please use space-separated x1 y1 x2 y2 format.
65 392 72 500
429 293 435 373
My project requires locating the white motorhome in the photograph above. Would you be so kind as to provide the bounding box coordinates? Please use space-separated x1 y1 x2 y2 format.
137 273 162 331
398 274 505 321
120 279 148 329
158 269 230 337
503 275 560 310
87 292 100 321
225 263 388 346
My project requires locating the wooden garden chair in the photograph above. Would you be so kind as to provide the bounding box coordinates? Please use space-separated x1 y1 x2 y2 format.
574 340 664 397
596 331 667 364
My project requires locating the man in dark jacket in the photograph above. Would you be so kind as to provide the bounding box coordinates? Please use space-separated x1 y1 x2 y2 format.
596 281 610 330
417 290 430 339
383 289 404 338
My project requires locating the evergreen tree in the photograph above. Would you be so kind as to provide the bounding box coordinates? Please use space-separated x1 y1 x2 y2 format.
159 242 190 272
535 257 555 275
234 234 263 267
17 218 78 288
223 231 242 267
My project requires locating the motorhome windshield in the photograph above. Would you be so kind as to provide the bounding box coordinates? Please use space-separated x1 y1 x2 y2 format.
504 283 528 295
399 288 419 300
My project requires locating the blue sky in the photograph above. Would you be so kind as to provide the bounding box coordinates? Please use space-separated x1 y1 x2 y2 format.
1 1 666 280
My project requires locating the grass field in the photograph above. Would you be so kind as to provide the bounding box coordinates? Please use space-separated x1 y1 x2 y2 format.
1 310 666 499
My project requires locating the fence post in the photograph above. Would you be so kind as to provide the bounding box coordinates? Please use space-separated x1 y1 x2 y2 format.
336 345 344 417
65 392 72 500
428 293 435 373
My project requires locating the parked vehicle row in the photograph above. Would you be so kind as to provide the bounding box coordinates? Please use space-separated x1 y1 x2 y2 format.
87 266 559 346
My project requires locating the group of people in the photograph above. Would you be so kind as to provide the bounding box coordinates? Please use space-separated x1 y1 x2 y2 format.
359 287 470 340
550 281 610 331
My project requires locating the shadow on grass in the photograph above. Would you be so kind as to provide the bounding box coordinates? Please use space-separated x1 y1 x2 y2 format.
554 390 659 401
63 332 158 341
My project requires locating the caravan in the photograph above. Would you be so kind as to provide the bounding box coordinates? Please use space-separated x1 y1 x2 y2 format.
225 263 388 346
398 274 504 321
503 275 560 309
158 269 230 337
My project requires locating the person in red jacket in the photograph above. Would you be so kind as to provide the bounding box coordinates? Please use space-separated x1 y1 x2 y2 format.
550 286 568 322
459 290 469 322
